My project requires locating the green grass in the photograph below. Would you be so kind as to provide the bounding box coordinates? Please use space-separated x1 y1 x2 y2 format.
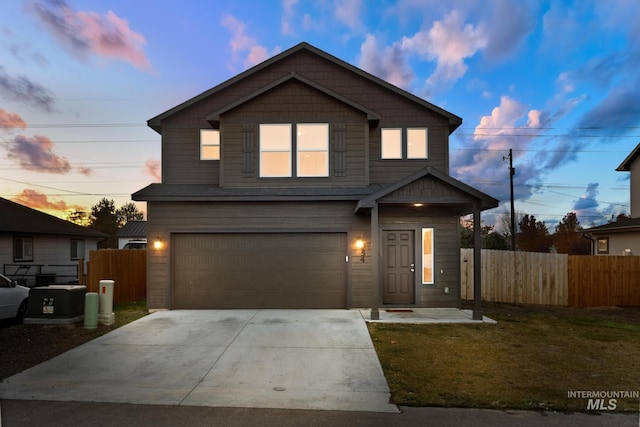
368 306 640 412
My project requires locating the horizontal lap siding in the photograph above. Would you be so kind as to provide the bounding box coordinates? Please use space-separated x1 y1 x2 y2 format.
159 50 454 186
379 207 460 308
146 201 371 309
221 80 367 187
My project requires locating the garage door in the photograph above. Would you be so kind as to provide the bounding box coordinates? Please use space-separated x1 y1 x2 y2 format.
172 233 347 309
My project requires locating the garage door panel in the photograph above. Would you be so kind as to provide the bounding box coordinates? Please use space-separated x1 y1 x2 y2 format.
172 233 347 309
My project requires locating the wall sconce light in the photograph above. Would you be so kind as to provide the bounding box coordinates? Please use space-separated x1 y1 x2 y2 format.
355 238 366 263
153 239 164 250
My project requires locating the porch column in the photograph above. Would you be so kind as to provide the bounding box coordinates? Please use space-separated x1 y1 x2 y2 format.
371 202 380 320
473 203 482 320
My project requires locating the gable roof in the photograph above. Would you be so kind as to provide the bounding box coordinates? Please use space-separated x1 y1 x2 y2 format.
616 142 640 171
206 71 381 127
0 198 109 238
148 42 462 133
116 220 147 238
354 166 499 214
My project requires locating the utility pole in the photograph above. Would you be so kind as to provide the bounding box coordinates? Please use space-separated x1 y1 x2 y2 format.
504 149 516 250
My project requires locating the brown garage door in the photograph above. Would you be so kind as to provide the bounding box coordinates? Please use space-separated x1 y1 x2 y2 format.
172 233 347 309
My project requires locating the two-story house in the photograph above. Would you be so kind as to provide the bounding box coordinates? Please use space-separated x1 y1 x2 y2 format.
587 142 640 255
133 42 498 318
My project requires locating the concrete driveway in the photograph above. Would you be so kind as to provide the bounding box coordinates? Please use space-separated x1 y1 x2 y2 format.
0 310 398 413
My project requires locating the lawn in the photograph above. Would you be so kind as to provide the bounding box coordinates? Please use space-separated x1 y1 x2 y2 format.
368 302 640 412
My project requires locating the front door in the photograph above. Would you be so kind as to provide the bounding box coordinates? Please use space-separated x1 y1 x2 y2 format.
382 230 415 304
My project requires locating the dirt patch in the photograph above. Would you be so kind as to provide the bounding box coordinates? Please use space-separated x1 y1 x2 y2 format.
0 301 148 381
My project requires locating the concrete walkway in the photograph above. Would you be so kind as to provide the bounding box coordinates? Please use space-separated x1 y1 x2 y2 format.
0 310 398 413
360 308 497 324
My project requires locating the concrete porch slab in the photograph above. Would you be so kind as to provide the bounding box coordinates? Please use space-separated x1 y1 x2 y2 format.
359 308 497 324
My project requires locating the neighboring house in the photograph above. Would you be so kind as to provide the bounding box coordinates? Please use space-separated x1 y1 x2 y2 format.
587 143 640 255
117 220 147 249
0 198 109 286
133 42 498 316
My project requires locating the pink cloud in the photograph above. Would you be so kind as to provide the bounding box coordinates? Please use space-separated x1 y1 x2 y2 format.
4 134 71 173
77 165 93 176
358 34 414 90
221 14 277 69
29 0 152 71
334 0 363 31
144 159 161 182
0 109 27 130
401 10 487 90
12 189 80 212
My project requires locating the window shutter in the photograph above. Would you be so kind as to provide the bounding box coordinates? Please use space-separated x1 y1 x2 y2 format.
333 123 346 177
242 125 255 177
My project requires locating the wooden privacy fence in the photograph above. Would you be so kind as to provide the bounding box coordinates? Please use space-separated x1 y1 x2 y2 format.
568 255 640 307
461 249 640 307
461 249 568 305
87 249 146 305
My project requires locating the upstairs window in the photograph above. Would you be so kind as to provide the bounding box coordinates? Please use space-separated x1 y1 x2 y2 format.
259 123 329 178
297 123 329 177
260 124 292 177
381 128 402 159
200 130 220 160
407 128 428 159
381 127 429 159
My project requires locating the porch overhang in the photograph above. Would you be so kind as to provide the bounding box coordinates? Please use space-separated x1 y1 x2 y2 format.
353 166 499 214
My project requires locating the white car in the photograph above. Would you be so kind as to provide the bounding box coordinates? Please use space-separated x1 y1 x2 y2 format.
0 274 29 322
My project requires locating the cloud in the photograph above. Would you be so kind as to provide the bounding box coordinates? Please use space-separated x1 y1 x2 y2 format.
358 34 414 90
4 134 71 173
77 165 92 176
0 109 27 130
221 14 278 69
451 96 550 203
28 0 152 71
0 66 55 112
281 0 298 35
11 189 80 212
483 0 537 61
334 0 363 31
144 159 161 182
401 9 488 91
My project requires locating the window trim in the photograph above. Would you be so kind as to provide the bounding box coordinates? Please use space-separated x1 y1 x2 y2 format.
200 129 220 160
70 239 85 261
380 128 403 159
14 236 34 262
422 228 434 284
597 237 609 254
407 127 429 159
296 123 329 177
381 127 429 160
259 123 330 178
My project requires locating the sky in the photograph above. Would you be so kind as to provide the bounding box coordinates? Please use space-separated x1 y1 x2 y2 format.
0 0 638 231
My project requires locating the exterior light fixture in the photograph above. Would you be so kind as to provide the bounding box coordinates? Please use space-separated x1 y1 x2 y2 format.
413 203 424 207
355 238 366 263
153 239 164 250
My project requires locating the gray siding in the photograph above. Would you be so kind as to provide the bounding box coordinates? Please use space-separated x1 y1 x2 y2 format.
220 80 368 187
379 206 460 308
146 201 371 310
158 48 452 186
